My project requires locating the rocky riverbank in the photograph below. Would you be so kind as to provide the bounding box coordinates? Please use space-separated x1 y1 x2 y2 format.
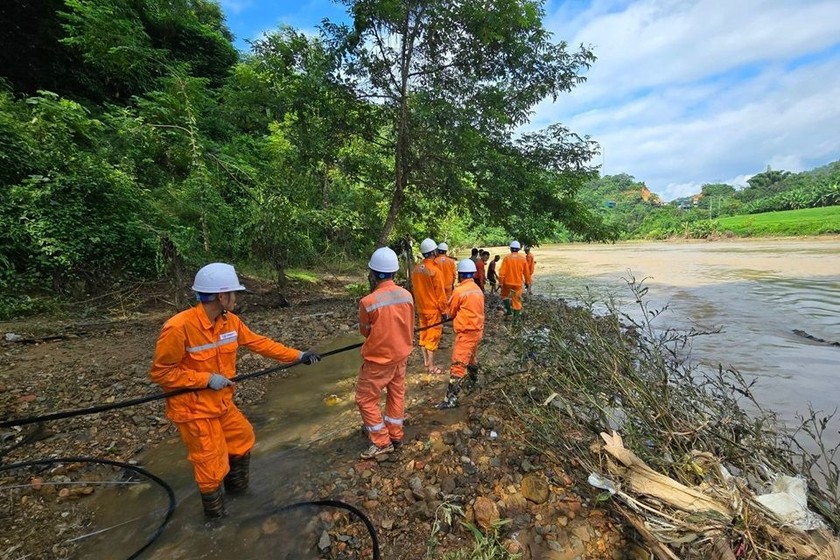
0 277 628 559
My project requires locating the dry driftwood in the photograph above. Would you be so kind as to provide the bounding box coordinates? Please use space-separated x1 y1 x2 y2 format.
614 503 681 560
600 431 732 517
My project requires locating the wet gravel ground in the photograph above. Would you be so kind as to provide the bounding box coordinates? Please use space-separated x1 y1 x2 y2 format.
1 284 629 559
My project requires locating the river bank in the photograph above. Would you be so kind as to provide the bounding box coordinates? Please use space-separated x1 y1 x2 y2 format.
0 276 626 559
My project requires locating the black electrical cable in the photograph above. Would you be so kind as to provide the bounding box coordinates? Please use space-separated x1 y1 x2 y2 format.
0 318 452 430
0 317 452 558
0 457 176 560
267 499 381 560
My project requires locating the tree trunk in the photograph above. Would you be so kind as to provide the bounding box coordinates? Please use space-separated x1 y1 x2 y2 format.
274 259 290 308
377 90 409 246
321 162 330 210
377 179 405 247
376 11 415 248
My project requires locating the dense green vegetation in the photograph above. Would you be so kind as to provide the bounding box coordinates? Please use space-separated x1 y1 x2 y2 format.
578 162 840 240
0 0 611 316
716 206 840 237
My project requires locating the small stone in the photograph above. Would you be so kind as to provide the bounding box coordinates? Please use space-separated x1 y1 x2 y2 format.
261 518 280 534
473 496 500 530
381 518 394 530
521 473 550 504
318 530 331 550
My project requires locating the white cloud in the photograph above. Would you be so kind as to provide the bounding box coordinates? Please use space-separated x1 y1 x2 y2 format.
221 0 253 15
538 0 840 200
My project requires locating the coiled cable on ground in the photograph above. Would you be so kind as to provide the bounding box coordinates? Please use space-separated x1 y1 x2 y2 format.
0 456 176 560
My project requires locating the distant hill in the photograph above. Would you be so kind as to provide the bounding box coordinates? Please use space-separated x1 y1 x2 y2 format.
577 160 840 239
576 173 664 238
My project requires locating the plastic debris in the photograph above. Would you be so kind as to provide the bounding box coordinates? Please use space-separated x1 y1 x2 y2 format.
755 475 826 531
588 472 617 495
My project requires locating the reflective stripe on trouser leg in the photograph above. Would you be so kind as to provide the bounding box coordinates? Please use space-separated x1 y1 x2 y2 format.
384 359 407 442
450 329 482 379
418 312 443 351
356 360 405 447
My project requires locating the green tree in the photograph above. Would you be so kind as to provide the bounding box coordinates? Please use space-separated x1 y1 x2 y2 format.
323 0 597 245
700 183 736 198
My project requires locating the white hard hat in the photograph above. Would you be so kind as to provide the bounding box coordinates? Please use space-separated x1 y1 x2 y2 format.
192 263 246 293
368 247 400 273
437 242 449 251
420 238 437 254
510 240 521 250
457 259 477 273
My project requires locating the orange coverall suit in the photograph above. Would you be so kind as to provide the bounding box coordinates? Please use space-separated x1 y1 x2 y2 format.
498 252 532 311
412 258 448 352
150 305 301 493
434 254 457 300
526 253 535 280
474 259 487 291
357 280 415 447
448 278 485 379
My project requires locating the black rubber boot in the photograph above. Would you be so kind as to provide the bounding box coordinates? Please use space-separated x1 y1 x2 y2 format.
224 452 250 495
436 378 462 409
467 364 479 385
201 487 226 519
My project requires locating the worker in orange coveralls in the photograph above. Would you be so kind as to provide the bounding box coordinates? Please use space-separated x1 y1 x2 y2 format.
498 240 531 321
475 250 489 292
356 247 415 459
149 263 320 519
437 259 484 409
524 246 536 296
487 254 501 294
434 242 457 300
412 238 448 374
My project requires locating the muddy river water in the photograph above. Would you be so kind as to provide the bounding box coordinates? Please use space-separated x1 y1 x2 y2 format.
529 237 840 438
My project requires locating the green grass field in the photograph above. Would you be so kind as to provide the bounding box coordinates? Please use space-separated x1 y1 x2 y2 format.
716 206 840 236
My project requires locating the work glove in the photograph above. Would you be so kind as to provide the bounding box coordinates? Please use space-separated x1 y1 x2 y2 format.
300 350 321 365
207 373 233 391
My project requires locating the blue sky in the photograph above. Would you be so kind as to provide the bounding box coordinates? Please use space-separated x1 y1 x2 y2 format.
219 0 840 201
